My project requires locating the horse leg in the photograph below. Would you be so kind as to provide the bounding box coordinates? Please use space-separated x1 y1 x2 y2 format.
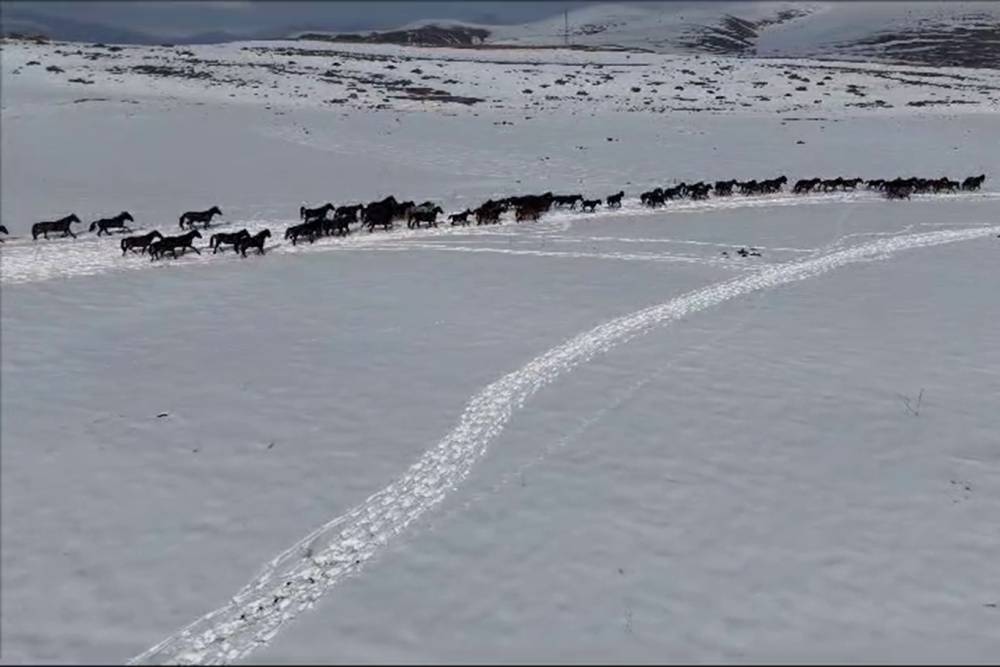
190 244 201 255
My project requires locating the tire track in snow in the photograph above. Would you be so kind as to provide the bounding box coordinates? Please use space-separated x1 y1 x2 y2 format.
129 224 1000 665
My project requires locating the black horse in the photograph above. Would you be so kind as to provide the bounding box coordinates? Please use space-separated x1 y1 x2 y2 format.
793 178 820 194
475 203 504 225
237 229 271 257
553 194 584 209
210 229 250 253
449 209 472 225
121 230 163 255
962 174 986 191
641 189 665 207
89 211 134 236
407 205 444 229
150 229 203 260
884 185 912 200
179 206 222 230
334 204 364 223
322 215 351 237
606 191 624 208
363 201 396 232
32 214 81 240
300 203 334 221
0 224 8 242
515 202 545 222
714 180 738 196
687 183 712 200
580 199 602 212
285 219 323 244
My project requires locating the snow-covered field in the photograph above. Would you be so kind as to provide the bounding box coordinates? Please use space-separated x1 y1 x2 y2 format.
2 33 999 664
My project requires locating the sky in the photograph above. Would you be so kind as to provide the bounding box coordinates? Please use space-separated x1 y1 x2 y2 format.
0 1 621 41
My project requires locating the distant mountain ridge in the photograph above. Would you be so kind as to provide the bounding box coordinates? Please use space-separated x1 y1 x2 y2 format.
297 2 1000 69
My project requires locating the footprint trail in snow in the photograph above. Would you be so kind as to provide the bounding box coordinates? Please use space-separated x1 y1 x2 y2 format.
129 224 999 665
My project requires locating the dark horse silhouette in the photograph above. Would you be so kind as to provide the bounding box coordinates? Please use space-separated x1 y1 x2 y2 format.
149 229 202 260
322 213 352 237
210 229 250 254
285 219 323 244
179 206 222 230
449 209 472 225
407 205 444 229
237 229 271 257
580 198 601 212
121 230 163 255
606 191 624 208
363 200 396 232
962 174 986 191
0 224 7 242
89 211 134 236
334 204 364 223
32 214 81 240
475 202 504 225
553 194 584 209
515 202 546 222
300 203 334 221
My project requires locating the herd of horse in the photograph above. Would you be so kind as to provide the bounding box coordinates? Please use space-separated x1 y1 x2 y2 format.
2 173 987 258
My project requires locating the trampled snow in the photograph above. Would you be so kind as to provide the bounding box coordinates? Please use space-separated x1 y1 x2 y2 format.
1 32 999 665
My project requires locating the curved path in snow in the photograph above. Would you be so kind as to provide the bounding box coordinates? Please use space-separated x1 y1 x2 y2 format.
129 223 1000 665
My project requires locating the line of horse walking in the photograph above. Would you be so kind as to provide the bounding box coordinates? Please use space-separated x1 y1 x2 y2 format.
2 173 987 259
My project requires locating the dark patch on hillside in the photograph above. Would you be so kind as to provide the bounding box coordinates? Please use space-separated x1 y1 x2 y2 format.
299 24 490 47
679 9 810 55
835 16 1000 69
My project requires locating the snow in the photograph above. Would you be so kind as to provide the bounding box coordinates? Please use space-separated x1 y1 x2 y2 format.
2 34 1000 665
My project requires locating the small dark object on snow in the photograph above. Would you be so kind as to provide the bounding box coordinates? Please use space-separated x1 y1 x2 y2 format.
157 412 169 418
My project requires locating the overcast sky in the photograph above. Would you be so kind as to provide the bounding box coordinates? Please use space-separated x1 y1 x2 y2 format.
2 1 616 39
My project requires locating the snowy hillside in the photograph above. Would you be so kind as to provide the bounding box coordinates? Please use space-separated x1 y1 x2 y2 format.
2 32 1000 665
322 1 1000 69
485 1 1000 68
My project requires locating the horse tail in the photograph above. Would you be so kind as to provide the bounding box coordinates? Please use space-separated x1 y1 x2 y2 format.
89 221 98 233
209 234 218 248
179 214 186 229
120 238 128 251
300 206 306 220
